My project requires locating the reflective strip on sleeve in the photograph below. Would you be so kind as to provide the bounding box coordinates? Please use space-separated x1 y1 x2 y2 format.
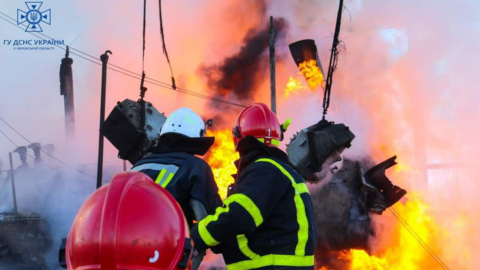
197 193 264 247
225 194 263 227
236 234 259 260
198 205 230 246
255 158 309 256
226 254 314 270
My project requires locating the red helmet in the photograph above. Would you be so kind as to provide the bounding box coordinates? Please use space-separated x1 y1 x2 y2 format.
232 103 282 148
66 172 192 270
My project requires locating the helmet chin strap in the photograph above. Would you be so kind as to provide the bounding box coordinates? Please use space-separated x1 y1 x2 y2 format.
232 125 242 138
201 119 214 137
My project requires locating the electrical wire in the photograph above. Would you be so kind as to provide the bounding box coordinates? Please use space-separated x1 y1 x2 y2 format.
389 207 450 270
0 11 246 109
0 118 95 178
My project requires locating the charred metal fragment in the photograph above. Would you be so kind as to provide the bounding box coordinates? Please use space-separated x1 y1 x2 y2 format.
102 99 166 165
287 120 355 180
364 156 407 209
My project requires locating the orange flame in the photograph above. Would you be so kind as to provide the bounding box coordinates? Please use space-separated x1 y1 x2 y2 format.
205 129 239 199
298 59 325 90
285 76 307 97
315 194 452 270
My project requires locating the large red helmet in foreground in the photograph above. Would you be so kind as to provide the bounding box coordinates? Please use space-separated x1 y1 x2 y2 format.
232 103 283 148
66 172 192 270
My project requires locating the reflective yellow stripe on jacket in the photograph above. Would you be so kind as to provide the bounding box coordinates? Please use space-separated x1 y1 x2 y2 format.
227 255 314 270
198 193 263 247
255 158 310 256
227 158 312 269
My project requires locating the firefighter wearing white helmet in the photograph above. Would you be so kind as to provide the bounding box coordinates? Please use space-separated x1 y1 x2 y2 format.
131 107 222 228
160 107 207 138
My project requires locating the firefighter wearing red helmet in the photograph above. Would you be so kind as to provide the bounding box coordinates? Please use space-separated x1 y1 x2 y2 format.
66 172 192 270
191 103 317 270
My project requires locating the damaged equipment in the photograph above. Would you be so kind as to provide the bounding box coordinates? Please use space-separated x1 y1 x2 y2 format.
101 99 166 165
287 120 355 180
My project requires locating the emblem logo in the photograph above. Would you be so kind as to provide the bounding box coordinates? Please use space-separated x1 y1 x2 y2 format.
17 2 51 32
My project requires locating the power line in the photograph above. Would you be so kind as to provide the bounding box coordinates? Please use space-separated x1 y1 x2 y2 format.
0 12 247 109
0 127 59 172
0 118 96 178
389 207 450 270
0 129 19 147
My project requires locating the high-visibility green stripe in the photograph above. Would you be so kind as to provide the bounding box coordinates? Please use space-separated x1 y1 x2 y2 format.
298 183 310 194
227 254 314 270
227 194 263 227
198 205 230 246
257 138 280 146
255 158 309 256
160 172 175 188
237 234 259 260
155 169 167 184
197 193 263 247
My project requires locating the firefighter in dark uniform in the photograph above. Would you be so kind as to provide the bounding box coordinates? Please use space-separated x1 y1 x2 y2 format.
131 107 222 226
190 103 317 270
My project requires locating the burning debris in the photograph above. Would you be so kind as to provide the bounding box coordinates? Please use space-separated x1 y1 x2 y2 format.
289 39 326 90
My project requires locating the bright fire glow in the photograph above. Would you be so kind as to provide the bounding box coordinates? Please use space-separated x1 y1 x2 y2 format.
205 129 239 199
298 59 325 90
285 76 307 97
316 194 449 270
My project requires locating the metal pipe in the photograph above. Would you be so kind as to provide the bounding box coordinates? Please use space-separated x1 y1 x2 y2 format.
97 50 112 189
269 16 277 114
8 152 18 214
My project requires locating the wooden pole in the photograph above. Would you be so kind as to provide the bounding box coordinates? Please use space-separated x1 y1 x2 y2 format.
97 50 112 189
8 152 18 214
269 16 277 114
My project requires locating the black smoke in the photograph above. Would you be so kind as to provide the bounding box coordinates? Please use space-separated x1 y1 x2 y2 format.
199 18 288 103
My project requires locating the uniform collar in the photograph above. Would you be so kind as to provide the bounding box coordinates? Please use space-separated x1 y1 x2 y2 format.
150 134 215 156
234 136 290 173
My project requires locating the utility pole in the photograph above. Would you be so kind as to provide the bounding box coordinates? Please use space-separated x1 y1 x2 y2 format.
60 46 76 140
97 50 112 189
269 16 277 114
8 152 18 214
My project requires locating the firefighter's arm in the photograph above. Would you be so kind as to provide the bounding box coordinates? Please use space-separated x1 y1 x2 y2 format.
189 160 223 215
190 163 289 250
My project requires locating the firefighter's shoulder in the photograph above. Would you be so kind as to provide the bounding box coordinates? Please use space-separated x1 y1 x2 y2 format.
238 158 293 187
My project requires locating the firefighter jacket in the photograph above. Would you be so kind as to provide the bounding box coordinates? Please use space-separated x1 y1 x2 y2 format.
131 134 222 226
191 136 317 270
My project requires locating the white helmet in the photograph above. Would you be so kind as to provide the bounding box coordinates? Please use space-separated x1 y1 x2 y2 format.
160 107 205 138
